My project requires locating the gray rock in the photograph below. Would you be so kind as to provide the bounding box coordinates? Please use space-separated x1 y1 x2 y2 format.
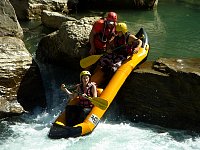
0 99 25 114
0 0 23 38
117 58 200 132
0 37 32 117
36 16 100 66
41 10 77 29
0 36 46 116
10 0 69 20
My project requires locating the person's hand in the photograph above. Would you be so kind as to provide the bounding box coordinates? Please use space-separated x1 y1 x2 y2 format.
61 84 66 88
133 47 139 54
61 84 66 91
89 47 96 55
81 93 87 97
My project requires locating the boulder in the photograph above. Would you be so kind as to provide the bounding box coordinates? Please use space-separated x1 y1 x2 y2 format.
0 0 23 38
0 37 31 117
117 58 200 132
0 36 46 117
41 10 77 29
36 16 100 67
0 0 46 118
10 0 69 20
17 60 46 112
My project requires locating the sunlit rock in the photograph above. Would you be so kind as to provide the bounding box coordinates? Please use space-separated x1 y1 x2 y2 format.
41 10 77 29
0 37 32 117
10 0 69 20
36 16 100 66
0 0 46 118
0 0 23 38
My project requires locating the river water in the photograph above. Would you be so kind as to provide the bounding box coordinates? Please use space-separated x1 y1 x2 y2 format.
0 0 200 150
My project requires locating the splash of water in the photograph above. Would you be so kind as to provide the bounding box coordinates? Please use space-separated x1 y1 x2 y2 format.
1 109 200 150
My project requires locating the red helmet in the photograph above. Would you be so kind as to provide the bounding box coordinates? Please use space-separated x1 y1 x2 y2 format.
106 12 117 22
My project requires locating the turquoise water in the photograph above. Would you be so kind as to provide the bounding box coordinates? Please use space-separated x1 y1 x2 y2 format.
0 1 200 150
116 0 200 60
20 20 54 55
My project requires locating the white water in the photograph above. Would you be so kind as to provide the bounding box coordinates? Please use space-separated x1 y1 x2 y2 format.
1 104 200 150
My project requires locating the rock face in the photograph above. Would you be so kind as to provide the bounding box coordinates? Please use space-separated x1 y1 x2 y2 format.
0 0 23 38
17 60 46 112
10 0 69 20
117 58 200 132
0 0 46 118
0 36 31 117
0 0 31 117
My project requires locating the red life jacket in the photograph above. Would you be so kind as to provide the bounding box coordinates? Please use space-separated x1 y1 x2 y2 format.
93 19 116 53
114 33 130 56
79 83 95 108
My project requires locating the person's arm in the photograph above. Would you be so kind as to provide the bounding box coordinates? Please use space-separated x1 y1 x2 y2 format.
89 30 96 55
91 84 97 98
129 34 142 53
61 84 78 99
89 20 104 55
134 38 142 53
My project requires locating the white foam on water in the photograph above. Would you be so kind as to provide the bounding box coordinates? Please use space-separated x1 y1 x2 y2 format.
1 116 200 150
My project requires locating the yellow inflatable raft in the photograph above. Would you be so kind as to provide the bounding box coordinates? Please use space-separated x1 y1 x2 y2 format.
48 28 149 139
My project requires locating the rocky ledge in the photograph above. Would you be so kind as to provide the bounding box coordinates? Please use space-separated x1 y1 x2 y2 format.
116 58 200 132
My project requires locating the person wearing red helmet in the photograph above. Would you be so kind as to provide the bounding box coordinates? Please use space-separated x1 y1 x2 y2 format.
89 12 118 55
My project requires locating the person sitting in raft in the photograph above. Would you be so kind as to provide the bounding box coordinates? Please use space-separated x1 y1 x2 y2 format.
89 12 118 55
99 22 142 73
61 70 97 126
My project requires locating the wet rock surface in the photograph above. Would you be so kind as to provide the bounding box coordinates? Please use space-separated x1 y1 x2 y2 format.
17 60 46 112
0 0 46 118
117 58 200 132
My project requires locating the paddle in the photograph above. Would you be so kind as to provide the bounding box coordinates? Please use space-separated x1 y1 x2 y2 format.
80 54 103 68
82 95 108 110
62 84 108 110
80 45 125 68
